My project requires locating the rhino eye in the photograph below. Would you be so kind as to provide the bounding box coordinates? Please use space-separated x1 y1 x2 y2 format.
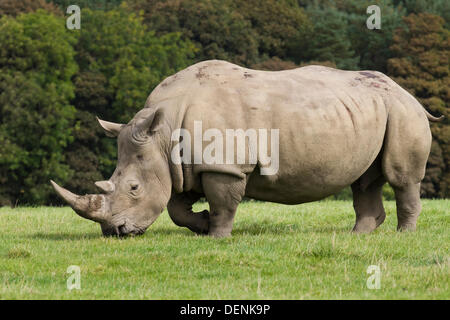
131 184 139 191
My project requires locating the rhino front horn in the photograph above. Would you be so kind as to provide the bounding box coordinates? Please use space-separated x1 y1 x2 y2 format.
50 180 106 222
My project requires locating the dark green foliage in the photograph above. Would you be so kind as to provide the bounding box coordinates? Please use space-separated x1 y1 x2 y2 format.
127 0 312 66
299 0 405 72
66 7 196 195
395 0 450 27
46 0 122 11
421 141 445 197
127 0 260 65
229 0 312 61
343 0 405 72
0 11 77 205
300 5 358 69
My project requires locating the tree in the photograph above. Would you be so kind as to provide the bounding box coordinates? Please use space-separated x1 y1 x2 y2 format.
229 0 312 61
127 0 259 66
388 13 450 197
0 11 78 205
297 0 405 72
48 0 122 11
300 5 358 70
343 0 406 72
395 0 449 27
0 0 61 17
127 0 313 66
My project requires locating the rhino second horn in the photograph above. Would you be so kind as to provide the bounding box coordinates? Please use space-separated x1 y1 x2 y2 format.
96 117 124 137
95 180 115 193
50 180 98 221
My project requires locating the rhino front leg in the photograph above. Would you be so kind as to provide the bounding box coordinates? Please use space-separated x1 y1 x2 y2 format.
167 191 209 234
202 172 247 238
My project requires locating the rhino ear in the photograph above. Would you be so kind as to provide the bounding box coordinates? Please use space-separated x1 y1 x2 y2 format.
132 109 164 142
96 117 124 137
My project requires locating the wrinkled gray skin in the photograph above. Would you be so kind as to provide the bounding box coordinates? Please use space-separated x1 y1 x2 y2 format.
51 60 443 237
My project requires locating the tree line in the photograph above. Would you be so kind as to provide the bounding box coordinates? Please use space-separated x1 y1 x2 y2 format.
0 0 448 205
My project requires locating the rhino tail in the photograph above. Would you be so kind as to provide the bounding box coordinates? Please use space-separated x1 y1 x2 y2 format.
423 108 444 122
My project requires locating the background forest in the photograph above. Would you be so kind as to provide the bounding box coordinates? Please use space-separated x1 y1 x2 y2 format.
0 0 448 205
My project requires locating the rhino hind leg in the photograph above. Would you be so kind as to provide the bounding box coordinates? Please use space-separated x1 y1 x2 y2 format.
351 175 386 234
167 191 209 234
393 183 421 231
381 101 431 231
202 172 247 238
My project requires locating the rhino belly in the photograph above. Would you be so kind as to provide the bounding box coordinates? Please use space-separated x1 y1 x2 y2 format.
244 121 386 204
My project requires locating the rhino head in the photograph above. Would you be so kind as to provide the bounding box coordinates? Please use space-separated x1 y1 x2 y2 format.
51 108 172 237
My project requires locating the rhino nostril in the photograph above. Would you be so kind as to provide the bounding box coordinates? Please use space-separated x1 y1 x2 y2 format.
118 224 129 237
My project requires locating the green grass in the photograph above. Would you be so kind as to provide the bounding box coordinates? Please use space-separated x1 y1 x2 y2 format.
0 200 448 299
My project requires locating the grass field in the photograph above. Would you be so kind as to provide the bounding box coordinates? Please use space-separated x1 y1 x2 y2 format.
0 200 448 299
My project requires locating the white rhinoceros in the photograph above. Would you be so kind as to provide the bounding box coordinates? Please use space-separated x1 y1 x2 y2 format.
51 60 442 237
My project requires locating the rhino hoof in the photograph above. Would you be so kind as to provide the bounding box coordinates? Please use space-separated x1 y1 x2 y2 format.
189 210 209 235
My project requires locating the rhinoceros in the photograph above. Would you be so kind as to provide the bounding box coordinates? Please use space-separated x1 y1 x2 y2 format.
51 60 442 237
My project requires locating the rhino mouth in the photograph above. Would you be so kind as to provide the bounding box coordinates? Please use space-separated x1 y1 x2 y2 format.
102 223 146 237
120 223 146 236
101 224 145 237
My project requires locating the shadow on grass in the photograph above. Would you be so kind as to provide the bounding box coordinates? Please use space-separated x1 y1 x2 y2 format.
153 223 351 237
150 227 199 236
28 232 102 240
232 222 351 235
28 224 352 240
29 229 191 240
